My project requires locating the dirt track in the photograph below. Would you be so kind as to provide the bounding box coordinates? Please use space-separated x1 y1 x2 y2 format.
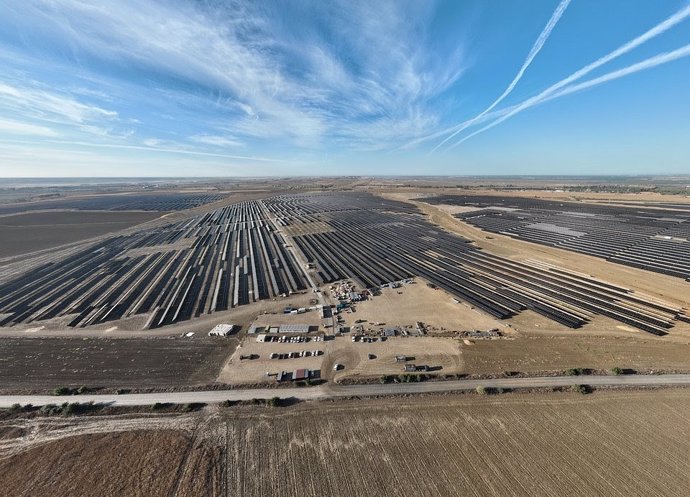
3 373 690 407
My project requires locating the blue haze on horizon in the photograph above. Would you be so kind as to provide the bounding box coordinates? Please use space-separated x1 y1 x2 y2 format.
0 0 689 177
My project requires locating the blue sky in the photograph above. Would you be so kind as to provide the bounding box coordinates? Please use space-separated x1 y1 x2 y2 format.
0 0 689 177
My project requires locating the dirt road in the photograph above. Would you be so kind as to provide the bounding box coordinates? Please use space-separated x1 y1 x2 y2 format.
2 373 690 407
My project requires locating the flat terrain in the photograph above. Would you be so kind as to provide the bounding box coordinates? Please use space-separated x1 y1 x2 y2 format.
344 283 506 332
2 389 690 496
218 334 465 385
0 210 162 258
388 191 690 311
0 337 236 392
0 430 216 497
462 331 690 374
217 280 690 386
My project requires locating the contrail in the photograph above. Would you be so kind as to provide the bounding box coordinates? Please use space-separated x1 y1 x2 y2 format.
430 0 571 152
443 3 690 151
449 43 690 149
544 44 690 105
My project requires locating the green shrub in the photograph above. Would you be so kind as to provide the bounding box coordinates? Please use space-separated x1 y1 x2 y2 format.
61 403 78 416
151 402 164 411
40 404 57 416
182 403 205 412
572 384 592 395
476 386 487 395
53 386 72 396
611 367 623 375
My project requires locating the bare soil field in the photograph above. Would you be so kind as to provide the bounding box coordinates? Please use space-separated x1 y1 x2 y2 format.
463 331 690 374
0 430 190 497
374 185 690 205
3 389 690 496
0 210 163 258
348 283 506 332
0 337 236 392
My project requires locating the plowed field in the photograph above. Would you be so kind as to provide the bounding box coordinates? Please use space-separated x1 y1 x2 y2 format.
2 390 690 496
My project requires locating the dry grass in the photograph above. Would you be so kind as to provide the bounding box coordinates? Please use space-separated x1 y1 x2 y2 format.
347 283 506 332
0 430 195 497
0 337 237 393
221 390 690 496
2 390 690 496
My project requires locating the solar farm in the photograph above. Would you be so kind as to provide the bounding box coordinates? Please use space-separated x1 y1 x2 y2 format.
0 191 688 336
422 194 690 280
0 200 308 329
268 193 689 335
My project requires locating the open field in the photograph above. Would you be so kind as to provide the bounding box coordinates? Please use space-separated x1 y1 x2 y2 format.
0 430 216 497
0 211 163 258
2 389 690 496
342 282 506 332
0 191 228 215
462 331 690 374
0 337 236 392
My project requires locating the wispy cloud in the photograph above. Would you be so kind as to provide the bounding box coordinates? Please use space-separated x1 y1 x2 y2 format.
444 3 690 151
0 118 58 137
431 0 571 152
0 81 119 136
190 135 244 148
0 140 291 177
2 0 467 150
1 1 688 175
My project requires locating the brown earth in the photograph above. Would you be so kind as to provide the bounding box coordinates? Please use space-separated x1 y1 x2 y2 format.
0 337 237 393
0 210 164 258
2 389 690 496
0 430 218 497
462 331 690 374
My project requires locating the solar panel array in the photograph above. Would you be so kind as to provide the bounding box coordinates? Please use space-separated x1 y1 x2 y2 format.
422 195 690 281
